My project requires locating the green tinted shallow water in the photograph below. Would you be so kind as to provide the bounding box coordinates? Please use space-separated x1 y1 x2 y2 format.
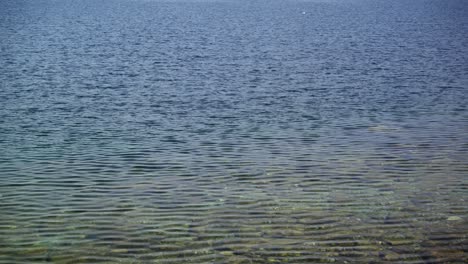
1 120 466 263
1 0 467 263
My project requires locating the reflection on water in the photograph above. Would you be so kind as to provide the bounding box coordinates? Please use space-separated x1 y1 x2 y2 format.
0 0 467 263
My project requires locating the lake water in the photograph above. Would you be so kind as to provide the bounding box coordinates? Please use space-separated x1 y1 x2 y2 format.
1 0 467 263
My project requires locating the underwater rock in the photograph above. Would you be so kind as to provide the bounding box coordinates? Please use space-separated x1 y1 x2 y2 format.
111 248 128 253
383 251 400 261
447 216 462 221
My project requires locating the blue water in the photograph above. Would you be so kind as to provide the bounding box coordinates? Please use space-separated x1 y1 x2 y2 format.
1 0 467 263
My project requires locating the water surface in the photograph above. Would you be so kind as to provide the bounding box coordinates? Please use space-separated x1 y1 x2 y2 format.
1 0 467 263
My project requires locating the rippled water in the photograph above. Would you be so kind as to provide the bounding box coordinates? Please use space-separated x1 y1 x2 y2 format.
1 0 467 263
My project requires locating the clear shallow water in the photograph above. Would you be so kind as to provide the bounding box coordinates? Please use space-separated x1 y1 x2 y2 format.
1 0 467 263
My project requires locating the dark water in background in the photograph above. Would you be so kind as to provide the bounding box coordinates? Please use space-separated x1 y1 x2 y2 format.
1 0 467 262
